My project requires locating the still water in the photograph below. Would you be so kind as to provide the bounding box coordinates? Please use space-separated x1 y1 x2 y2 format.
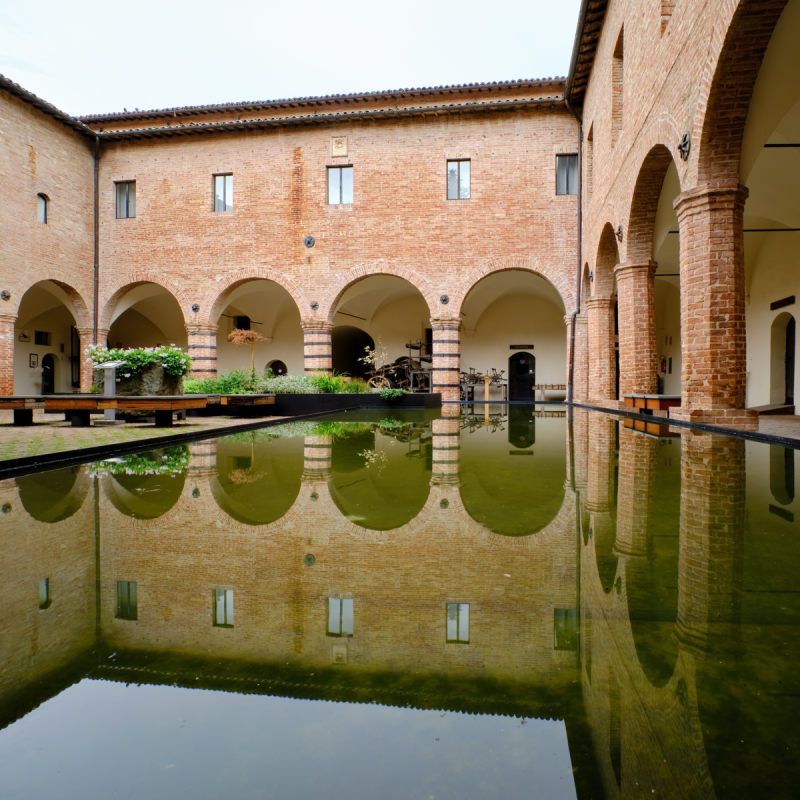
1 406 799 799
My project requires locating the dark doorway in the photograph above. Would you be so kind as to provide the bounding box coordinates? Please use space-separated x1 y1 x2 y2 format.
268 360 288 376
41 353 55 394
508 352 536 400
332 326 374 378
786 317 795 403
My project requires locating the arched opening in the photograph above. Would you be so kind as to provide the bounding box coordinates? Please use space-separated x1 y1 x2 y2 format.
215 279 303 377
461 270 567 401
267 359 288 376
107 284 187 351
14 281 85 394
591 225 620 401
16 467 90 523
332 275 431 388
332 326 374 378
102 470 185 520
770 312 796 405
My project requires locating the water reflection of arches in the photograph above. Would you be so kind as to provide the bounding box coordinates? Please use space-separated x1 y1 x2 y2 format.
102 471 185 520
16 468 91 523
210 435 304 526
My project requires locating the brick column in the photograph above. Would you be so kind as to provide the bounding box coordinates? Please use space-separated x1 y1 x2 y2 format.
615 261 658 396
672 182 756 430
430 318 461 403
0 313 16 395
431 416 460 485
302 321 332 374
186 324 218 379
573 313 589 403
77 326 108 391
303 435 333 480
587 296 617 404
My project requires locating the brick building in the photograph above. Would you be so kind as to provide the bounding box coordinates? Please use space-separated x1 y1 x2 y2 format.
1 0 798 422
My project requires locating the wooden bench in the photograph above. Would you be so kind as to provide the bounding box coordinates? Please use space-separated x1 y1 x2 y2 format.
115 396 208 427
623 418 680 438
623 394 681 415
211 394 276 407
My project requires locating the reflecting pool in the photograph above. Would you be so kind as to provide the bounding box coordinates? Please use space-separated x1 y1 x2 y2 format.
2 406 800 799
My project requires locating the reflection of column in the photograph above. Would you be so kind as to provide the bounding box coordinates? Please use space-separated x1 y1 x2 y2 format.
587 297 617 404
430 318 461 404
302 321 332 374
615 261 657 396
431 417 460 485
187 440 217 477
186 324 218 379
614 427 657 559
303 435 332 480
574 313 589 403
672 183 756 430
587 414 617 583
0 313 16 395
572 408 589 492
677 432 745 652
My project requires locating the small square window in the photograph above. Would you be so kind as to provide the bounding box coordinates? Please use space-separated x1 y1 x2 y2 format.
34 331 51 346
213 589 234 627
447 160 470 200
232 456 252 471
115 181 136 218
327 166 353 205
37 194 48 224
554 608 578 651
556 155 578 195
214 174 233 212
116 580 138 620
38 578 51 609
327 597 353 636
235 315 251 330
446 603 469 643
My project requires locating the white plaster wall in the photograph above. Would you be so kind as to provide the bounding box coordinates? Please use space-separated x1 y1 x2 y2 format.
654 280 681 395
14 306 75 394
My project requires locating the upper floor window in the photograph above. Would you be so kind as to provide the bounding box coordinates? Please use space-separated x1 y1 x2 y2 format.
37 194 48 224
214 174 233 212
115 181 136 219
213 588 234 627
556 155 578 195
327 597 353 636
447 159 470 200
446 602 469 643
38 578 51 610
328 166 353 205
116 580 138 620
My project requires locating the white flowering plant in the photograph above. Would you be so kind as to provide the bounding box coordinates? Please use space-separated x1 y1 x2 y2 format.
87 446 190 477
86 344 192 378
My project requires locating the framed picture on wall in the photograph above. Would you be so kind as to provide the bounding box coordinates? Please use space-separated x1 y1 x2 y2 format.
29 353 38 368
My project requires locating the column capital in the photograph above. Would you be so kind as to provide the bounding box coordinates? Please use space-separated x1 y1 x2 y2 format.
673 181 749 220
614 260 658 280
430 317 461 330
301 320 333 333
185 323 218 335
585 295 616 310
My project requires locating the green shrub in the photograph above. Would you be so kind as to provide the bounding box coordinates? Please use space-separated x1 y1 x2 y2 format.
310 370 348 393
87 344 192 378
261 374 320 394
377 387 409 401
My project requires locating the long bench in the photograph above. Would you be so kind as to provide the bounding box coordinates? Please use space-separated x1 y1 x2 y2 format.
623 394 681 415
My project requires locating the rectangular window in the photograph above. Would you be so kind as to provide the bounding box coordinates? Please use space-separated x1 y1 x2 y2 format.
447 160 470 200
235 315 251 330
34 331 51 346
214 174 233 212
232 456 252 471
556 155 578 195
38 578 51 609
553 608 578 651
327 166 353 205
116 580 138 620
446 603 469 643
213 589 234 627
37 194 48 224
115 181 136 219
327 597 354 636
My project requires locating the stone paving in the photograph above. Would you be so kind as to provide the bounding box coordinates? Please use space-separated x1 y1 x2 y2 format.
0 410 286 463
756 415 800 442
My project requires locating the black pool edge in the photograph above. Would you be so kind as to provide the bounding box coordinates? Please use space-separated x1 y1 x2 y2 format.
570 401 800 450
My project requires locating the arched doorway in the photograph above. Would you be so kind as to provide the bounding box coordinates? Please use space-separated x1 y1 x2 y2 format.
267 359 288 376
771 313 796 405
508 352 535 400
332 326 375 378
41 353 55 394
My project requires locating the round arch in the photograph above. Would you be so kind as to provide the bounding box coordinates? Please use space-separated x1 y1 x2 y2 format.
593 223 620 298
99 274 191 332
11 278 92 330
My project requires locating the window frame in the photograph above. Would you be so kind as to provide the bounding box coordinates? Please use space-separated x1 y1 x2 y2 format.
115 181 136 219
446 159 471 200
115 580 138 621
37 193 48 224
327 166 354 205
213 588 234 627
38 578 51 610
445 602 470 644
213 173 234 212
326 597 354 637
555 154 579 196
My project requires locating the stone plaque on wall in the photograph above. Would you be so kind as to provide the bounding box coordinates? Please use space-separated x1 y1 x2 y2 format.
331 135 348 157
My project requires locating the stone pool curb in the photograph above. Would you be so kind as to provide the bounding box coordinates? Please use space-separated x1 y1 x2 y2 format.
0 409 349 479
571 402 800 449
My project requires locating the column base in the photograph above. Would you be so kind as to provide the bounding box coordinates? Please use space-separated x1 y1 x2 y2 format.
670 406 759 432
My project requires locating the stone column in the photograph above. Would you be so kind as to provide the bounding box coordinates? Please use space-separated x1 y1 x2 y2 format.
431 416 460 485
186 324 219 380
615 261 658 397
587 296 617 404
430 318 461 404
573 312 589 403
672 182 756 430
302 321 333 374
0 313 16 395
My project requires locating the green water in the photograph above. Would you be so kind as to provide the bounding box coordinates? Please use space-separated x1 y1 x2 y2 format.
1 406 799 799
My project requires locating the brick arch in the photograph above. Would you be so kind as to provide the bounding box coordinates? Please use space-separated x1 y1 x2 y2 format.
202 266 307 327
692 0 789 185
99 272 191 330
11 275 93 329
451 254 574 316
319 265 439 324
593 223 620 297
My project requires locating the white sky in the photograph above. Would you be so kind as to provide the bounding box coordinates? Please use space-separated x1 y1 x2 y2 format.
0 0 582 117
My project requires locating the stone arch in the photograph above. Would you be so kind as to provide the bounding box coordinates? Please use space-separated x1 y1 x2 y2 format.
11 276 93 330
202 267 307 327
594 223 620 297
99 272 191 331
693 0 789 185
319 265 440 323
452 254 574 316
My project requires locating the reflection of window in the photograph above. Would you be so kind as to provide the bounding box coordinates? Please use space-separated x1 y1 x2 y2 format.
447 159 470 200
446 603 469 643
213 589 234 627
328 166 353 205
116 580 138 620
770 445 795 506
37 194 48 223
115 181 136 219
556 155 578 195
38 578 51 609
554 608 578 651
232 456 252 471
327 597 353 636
214 174 233 212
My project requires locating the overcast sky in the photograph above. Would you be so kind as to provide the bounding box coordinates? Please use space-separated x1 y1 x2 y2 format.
0 0 582 117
